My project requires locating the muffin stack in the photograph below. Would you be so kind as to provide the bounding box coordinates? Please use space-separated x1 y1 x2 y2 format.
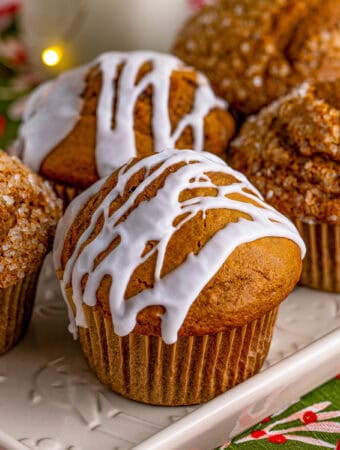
11 49 305 405
3 0 338 408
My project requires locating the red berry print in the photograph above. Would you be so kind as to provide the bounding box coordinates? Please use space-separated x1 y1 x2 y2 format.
0 115 6 136
336 439 340 450
336 374 340 380
261 416 271 423
251 430 266 439
302 410 318 424
268 434 287 444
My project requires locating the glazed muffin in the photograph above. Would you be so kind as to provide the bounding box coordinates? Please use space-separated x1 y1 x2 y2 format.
54 149 304 405
15 51 235 207
0 151 61 353
173 0 339 116
230 80 339 292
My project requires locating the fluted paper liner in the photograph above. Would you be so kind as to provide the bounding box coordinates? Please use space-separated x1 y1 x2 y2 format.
0 269 40 354
295 220 340 292
48 180 83 210
78 305 278 406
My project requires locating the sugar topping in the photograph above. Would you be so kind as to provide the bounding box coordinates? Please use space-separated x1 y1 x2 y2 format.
18 51 227 176
0 151 62 288
231 80 340 223
173 0 339 115
54 149 305 344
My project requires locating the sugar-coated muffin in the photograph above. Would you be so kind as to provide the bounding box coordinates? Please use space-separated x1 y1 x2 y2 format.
173 0 339 116
0 151 61 353
54 149 304 405
15 51 235 207
230 80 339 292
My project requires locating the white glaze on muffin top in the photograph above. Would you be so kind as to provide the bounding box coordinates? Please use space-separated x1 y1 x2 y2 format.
18 51 227 176
54 149 305 344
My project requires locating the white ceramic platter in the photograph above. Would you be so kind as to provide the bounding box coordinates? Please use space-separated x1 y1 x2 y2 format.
0 256 339 450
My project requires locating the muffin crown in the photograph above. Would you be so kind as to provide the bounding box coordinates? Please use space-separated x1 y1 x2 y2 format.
231 80 340 223
54 149 304 344
173 0 339 115
17 51 233 187
0 151 61 288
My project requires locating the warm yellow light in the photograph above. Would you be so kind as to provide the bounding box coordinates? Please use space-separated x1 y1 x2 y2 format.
41 46 63 67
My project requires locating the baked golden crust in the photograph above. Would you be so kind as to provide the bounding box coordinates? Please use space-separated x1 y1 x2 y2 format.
60 156 302 337
173 0 339 116
0 151 62 288
40 65 235 189
288 0 340 82
230 80 340 223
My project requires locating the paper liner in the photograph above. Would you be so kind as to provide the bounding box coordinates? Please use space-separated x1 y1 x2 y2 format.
0 269 40 354
78 306 278 406
47 180 83 210
295 220 340 292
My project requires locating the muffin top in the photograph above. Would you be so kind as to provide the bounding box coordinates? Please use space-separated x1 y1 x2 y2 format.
16 51 235 189
173 0 339 116
0 151 61 288
54 149 304 344
230 80 340 223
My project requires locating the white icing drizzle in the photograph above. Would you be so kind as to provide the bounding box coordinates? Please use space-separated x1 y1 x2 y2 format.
20 51 227 177
53 149 306 344
20 65 89 172
53 176 107 336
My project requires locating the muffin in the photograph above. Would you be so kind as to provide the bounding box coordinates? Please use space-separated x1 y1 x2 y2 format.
54 149 304 405
0 151 61 353
230 80 339 292
173 0 339 117
15 51 235 207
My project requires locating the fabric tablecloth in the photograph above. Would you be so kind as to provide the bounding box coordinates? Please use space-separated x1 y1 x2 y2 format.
219 377 340 449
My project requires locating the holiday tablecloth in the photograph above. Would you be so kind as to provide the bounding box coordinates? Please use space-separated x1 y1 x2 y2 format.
0 3 339 449
219 377 340 449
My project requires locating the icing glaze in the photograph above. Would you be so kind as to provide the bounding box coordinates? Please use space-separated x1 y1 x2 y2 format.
20 65 89 173
19 51 227 176
54 149 306 344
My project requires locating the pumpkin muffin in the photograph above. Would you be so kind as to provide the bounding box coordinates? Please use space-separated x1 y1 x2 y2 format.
230 80 339 292
0 151 61 353
15 51 235 207
173 0 339 117
54 149 304 405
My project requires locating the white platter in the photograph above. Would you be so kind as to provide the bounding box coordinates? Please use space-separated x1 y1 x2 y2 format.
0 255 339 450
